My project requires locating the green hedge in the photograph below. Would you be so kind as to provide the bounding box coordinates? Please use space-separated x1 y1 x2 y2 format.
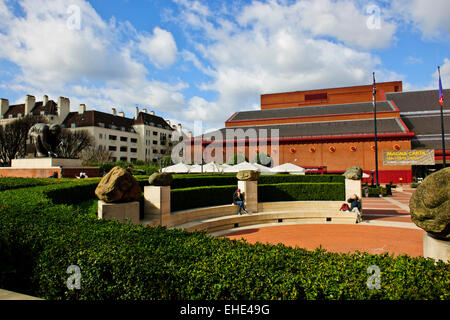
258 183 345 202
169 174 344 189
0 181 448 300
171 185 237 212
0 177 69 192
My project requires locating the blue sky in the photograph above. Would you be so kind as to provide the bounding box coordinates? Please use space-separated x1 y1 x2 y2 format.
0 0 449 132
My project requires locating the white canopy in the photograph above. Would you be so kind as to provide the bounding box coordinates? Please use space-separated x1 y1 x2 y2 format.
271 163 306 174
362 172 370 178
162 162 192 173
189 162 223 173
252 163 275 174
223 161 273 173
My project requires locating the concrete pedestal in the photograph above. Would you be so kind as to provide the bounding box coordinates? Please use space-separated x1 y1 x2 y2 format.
423 232 449 263
238 180 258 213
98 201 140 225
144 186 171 225
345 179 362 200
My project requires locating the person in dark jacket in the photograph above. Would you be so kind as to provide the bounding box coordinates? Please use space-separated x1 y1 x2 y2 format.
233 189 248 215
347 194 362 223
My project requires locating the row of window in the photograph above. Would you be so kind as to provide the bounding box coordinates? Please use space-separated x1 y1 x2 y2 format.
100 145 165 155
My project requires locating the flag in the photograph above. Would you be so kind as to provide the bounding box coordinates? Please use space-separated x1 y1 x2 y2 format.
438 66 444 107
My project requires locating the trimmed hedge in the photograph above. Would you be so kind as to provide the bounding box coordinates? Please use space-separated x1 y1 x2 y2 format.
171 185 237 212
0 177 68 192
0 181 448 300
258 183 345 202
169 174 345 190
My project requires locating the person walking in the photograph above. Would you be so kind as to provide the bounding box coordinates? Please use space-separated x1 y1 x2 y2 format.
347 194 363 223
233 188 248 215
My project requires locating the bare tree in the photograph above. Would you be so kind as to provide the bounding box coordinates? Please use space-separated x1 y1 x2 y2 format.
0 115 46 166
57 129 94 159
80 145 113 163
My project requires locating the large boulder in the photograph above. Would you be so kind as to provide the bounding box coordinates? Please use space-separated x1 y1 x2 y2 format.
237 170 260 181
409 167 450 239
95 166 142 203
344 166 363 180
148 172 173 186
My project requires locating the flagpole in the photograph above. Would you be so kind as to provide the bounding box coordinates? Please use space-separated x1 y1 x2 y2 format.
438 66 446 168
373 72 380 186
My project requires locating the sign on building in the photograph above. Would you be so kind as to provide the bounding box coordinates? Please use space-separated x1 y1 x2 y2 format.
383 149 435 166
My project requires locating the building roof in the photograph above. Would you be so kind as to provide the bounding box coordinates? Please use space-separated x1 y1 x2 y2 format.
134 112 174 131
63 110 137 132
62 110 174 132
2 100 58 118
203 118 410 142
386 89 450 112
227 101 394 122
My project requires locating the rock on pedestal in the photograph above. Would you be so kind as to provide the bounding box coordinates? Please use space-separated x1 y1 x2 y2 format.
423 233 450 263
238 180 258 213
144 186 171 225
98 200 140 225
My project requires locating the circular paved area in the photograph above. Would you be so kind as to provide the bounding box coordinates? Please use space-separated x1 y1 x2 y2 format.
222 186 424 257
224 224 423 257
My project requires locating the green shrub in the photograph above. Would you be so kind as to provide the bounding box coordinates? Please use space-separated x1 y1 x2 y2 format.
258 183 345 202
0 177 67 191
259 174 345 184
171 185 237 211
368 186 387 197
0 179 448 300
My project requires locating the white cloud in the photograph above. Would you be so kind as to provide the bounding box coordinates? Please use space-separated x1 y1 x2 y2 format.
390 0 450 38
138 27 178 69
175 0 399 129
0 0 185 116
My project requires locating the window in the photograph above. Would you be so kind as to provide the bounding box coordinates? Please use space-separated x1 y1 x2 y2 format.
109 135 117 141
111 157 117 162
99 133 103 139
153 140 158 145
120 157 127 162
153 149 158 154
130 148 137 153
131 138 137 143
153 132 158 136
305 93 328 101
120 146 127 152
120 136 127 142
160 149 166 155
130 158 137 163
109 146 117 151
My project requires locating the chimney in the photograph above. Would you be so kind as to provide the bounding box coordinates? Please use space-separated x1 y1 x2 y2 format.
166 120 171 125
0 99 9 116
135 107 139 119
150 111 155 115
57 96 70 119
111 108 117 116
177 123 182 133
78 104 86 115
142 108 147 113
43 95 49 106
25 95 36 115
118 111 125 117
171 124 176 130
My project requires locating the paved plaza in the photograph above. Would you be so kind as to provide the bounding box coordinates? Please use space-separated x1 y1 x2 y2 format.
222 187 424 257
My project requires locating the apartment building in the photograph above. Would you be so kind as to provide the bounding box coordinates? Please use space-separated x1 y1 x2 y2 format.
0 95 177 163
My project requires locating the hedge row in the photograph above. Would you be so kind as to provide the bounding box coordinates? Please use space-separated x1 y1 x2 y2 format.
0 181 448 300
171 185 237 212
169 174 344 189
258 183 346 202
0 177 69 192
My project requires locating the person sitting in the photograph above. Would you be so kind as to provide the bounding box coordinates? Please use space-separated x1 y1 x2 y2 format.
339 203 350 212
233 188 248 215
76 172 88 179
347 194 362 223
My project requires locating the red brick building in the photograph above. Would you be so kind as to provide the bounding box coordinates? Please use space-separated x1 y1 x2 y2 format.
187 81 449 184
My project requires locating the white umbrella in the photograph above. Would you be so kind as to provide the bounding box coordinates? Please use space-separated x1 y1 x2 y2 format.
162 162 192 173
223 161 259 173
271 163 306 174
190 162 223 173
362 173 370 178
252 163 275 174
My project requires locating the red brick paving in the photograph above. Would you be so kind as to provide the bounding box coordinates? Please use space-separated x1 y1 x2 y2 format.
223 187 423 257
224 224 423 257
